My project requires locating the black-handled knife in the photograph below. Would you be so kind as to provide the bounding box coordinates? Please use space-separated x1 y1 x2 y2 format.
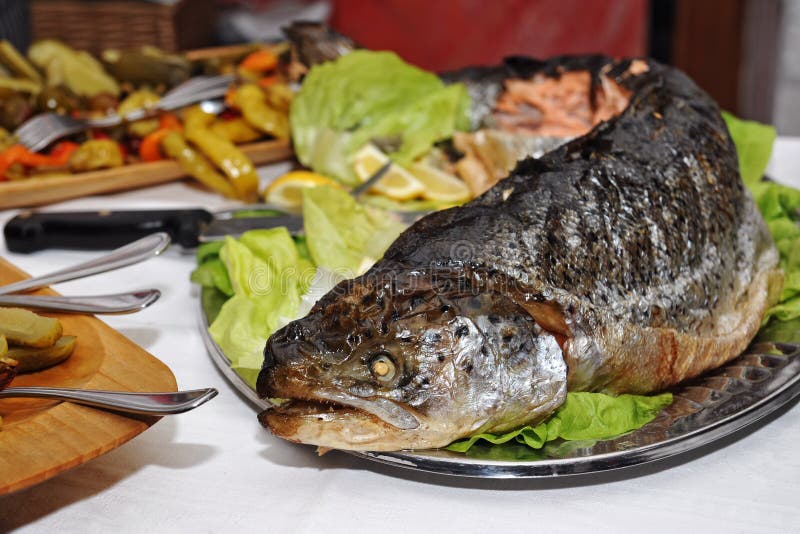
4 162 400 253
4 208 304 253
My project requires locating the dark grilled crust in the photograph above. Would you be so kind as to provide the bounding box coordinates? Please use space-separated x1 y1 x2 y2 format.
379 57 775 343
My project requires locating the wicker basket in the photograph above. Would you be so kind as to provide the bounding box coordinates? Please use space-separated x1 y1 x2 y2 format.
31 0 218 54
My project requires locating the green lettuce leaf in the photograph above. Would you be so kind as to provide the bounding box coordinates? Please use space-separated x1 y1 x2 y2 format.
240 228 299 275
191 241 233 296
209 292 297 389
190 258 233 296
723 112 800 323
196 240 225 264
722 111 776 189
219 237 265 297
201 286 229 324
209 231 307 388
447 392 673 453
302 185 405 274
290 50 471 183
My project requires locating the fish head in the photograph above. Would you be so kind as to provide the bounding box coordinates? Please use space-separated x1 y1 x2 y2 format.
257 272 567 451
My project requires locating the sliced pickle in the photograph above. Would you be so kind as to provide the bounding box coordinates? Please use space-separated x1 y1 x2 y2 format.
0 363 15 389
0 307 62 348
0 334 6 357
6 335 76 373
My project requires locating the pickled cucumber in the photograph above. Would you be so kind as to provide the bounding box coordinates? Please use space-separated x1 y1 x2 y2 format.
0 307 62 348
0 338 16 389
6 335 76 373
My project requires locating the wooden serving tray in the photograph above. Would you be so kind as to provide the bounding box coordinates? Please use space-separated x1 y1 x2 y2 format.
0 258 178 495
0 139 293 210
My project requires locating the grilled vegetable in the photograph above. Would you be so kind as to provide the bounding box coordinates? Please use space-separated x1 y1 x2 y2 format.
183 106 259 201
0 142 78 180
0 127 16 152
0 77 41 94
239 49 279 74
68 139 124 172
117 88 160 137
161 131 238 198
138 113 183 162
36 85 81 114
0 40 42 82
210 118 263 144
102 46 191 87
0 307 63 348
140 129 170 162
0 91 33 130
28 40 120 97
233 84 289 139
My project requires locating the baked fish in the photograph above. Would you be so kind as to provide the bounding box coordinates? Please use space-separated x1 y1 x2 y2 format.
257 56 782 451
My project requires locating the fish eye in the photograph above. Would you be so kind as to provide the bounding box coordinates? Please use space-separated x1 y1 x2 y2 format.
369 352 397 383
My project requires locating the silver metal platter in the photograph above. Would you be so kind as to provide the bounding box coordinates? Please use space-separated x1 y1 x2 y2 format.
199 299 800 478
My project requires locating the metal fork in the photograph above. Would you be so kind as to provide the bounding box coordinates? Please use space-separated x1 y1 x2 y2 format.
15 75 235 152
0 233 168 314
0 233 170 295
0 289 161 314
0 386 218 415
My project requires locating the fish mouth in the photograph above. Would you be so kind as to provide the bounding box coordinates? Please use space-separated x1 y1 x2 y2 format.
266 390 419 429
259 401 409 450
258 394 425 451
259 364 421 431
268 390 420 430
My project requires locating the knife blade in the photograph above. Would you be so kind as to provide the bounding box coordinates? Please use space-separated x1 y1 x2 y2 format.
4 208 303 253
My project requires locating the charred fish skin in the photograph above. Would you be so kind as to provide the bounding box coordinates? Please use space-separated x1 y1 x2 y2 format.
257 56 781 450
381 57 781 393
283 21 359 68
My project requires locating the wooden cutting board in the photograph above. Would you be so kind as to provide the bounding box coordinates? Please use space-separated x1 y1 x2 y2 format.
0 139 293 210
0 258 178 495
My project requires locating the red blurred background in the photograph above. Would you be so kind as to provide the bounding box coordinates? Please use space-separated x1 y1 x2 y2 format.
329 0 647 72
12 0 784 125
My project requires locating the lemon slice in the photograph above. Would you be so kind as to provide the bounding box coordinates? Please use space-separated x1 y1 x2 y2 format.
351 144 425 201
264 170 340 209
409 162 472 202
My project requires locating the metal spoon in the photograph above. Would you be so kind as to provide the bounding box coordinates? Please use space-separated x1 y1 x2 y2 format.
0 232 171 296
0 386 218 415
0 289 161 314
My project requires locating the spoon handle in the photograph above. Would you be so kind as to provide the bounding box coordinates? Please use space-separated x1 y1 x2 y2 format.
0 290 161 314
0 387 218 415
0 232 170 294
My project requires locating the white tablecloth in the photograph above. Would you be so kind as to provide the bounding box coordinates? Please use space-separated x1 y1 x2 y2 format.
1 140 799 533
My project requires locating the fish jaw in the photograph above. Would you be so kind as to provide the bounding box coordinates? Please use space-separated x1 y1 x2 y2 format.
259 364 421 431
258 358 456 450
259 402 457 451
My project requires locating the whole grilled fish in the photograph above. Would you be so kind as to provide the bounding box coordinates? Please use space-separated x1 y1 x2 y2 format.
256 56 782 451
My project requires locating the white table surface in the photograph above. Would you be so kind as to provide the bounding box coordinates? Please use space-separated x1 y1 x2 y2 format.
1 140 799 534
